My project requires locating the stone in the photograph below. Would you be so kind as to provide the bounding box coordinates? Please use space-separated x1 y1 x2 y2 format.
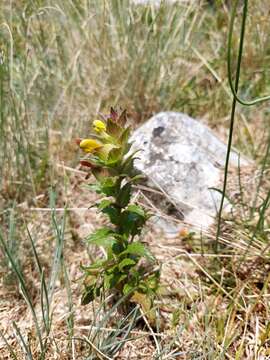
130 112 249 234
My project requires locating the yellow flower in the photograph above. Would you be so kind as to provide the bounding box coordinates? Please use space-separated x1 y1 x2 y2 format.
79 139 103 153
93 120 106 133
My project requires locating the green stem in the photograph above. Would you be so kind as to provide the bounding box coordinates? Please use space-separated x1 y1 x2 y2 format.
227 0 270 106
215 0 248 252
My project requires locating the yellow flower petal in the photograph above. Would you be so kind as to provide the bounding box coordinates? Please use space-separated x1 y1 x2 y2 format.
93 120 106 133
79 139 103 153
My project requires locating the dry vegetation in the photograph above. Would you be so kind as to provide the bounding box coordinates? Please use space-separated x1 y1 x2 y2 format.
1 0 270 359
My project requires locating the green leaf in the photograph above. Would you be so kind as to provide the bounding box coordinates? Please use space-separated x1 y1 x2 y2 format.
124 242 147 257
97 199 113 211
80 260 105 274
172 309 181 327
123 142 133 155
119 205 147 236
102 205 120 225
119 126 131 146
138 281 148 293
87 228 116 248
107 147 123 165
146 272 160 291
96 199 121 224
123 282 136 295
121 150 141 174
100 177 119 196
104 271 126 290
118 273 127 283
129 174 146 183
127 204 145 217
118 258 136 271
112 241 126 255
87 183 102 193
81 286 95 305
123 242 155 261
117 182 132 208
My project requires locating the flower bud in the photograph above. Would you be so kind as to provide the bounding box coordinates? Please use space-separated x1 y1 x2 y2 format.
79 139 103 153
93 120 106 133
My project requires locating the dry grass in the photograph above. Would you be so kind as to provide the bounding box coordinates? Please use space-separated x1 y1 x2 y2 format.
1 166 270 359
1 0 270 359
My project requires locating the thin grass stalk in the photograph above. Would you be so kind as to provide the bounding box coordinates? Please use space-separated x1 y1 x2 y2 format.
0 328 18 360
227 2 270 106
62 260 74 345
48 189 66 303
0 229 44 353
101 306 139 354
12 322 33 360
217 0 270 252
73 336 112 360
27 227 51 334
88 290 136 346
215 0 249 251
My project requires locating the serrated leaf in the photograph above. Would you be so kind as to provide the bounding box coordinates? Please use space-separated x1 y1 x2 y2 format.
87 228 116 248
97 199 113 211
80 260 104 274
120 150 141 175
104 272 127 290
117 182 132 208
118 258 136 271
102 205 120 225
109 106 118 121
146 272 160 290
118 273 127 283
100 177 118 196
112 241 125 255
98 144 120 162
119 206 146 236
138 281 148 293
123 282 136 295
124 242 147 256
127 204 145 217
107 147 122 165
122 242 155 261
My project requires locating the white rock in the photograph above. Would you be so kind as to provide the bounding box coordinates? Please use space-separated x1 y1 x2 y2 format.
130 112 249 233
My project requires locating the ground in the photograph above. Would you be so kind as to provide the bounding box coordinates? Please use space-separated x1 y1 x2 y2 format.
1 163 270 359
